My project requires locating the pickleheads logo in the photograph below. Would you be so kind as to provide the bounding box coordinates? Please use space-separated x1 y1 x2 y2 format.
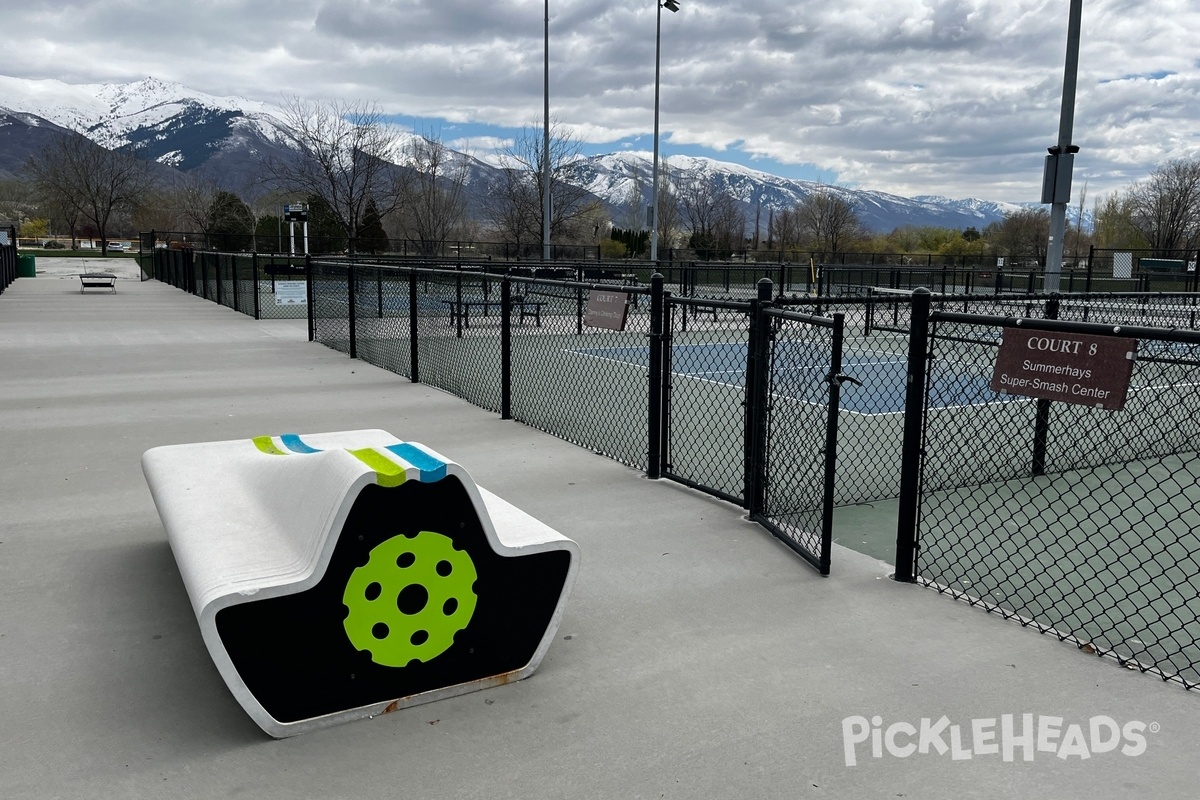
841 714 1156 767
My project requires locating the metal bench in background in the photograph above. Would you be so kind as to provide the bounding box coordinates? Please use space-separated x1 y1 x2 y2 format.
80 273 117 293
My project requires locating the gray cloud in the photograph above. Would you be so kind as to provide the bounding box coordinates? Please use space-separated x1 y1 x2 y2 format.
1 0 1197 202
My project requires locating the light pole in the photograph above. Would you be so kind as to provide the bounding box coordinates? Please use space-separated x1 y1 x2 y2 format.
542 0 552 262
649 0 679 264
1042 0 1083 292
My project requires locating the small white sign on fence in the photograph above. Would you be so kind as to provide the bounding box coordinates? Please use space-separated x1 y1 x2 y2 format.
1112 252 1132 279
275 281 308 306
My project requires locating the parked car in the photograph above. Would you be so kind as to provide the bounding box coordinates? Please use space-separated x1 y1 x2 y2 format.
105 242 124 253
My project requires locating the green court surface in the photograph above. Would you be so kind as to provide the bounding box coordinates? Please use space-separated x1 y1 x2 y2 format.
832 453 1200 688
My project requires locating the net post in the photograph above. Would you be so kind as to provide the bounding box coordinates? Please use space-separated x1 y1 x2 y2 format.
894 287 931 582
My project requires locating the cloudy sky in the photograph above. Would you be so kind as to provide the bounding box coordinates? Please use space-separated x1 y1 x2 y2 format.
3 0 1198 203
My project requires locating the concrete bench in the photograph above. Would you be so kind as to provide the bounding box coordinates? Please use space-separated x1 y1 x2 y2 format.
142 429 579 738
80 272 117 292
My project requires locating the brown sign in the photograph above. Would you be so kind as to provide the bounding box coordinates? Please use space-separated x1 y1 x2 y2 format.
583 289 630 331
990 329 1137 410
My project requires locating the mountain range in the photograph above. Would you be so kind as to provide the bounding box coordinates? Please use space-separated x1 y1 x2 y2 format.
0 74 1028 233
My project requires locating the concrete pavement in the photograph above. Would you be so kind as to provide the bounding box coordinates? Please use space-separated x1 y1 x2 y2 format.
1 264 1197 799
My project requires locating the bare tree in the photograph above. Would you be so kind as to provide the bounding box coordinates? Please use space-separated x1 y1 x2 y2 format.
654 157 682 254
25 133 155 254
483 122 596 252
619 162 645 232
769 206 804 254
677 167 743 257
396 133 469 254
794 188 867 257
1125 158 1200 254
263 97 405 255
170 172 223 235
984 207 1051 264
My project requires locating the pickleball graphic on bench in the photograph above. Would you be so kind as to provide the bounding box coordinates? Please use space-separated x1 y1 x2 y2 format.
342 531 478 667
142 430 580 738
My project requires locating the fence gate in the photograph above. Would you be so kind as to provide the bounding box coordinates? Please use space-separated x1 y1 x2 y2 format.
658 280 844 574
750 307 844 575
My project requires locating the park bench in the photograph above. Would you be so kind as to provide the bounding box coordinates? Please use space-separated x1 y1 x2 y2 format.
80 272 117 293
142 429 580 738
442 297 544 328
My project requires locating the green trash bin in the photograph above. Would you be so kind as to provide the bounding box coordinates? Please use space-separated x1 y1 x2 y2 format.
17 254 36 278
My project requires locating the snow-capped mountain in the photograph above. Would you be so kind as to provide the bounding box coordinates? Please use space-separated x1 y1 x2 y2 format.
569 152 1026 232
0 74 1031 232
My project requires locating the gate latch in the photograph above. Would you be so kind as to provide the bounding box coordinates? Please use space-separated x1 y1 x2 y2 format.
829 373 862 388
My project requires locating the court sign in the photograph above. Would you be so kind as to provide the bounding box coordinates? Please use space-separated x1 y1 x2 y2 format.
584 289 630 331
990 328 1136 410
275 280 308 306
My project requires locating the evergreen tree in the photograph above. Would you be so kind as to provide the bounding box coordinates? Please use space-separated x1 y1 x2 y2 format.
355 200 389 254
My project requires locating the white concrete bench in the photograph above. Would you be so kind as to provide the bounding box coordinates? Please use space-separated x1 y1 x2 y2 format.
142 429 579 738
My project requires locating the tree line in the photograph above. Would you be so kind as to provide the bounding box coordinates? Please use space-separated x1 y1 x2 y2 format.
7 96 1200 263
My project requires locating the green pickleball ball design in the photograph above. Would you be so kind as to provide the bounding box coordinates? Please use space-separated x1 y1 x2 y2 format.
342 531 478 667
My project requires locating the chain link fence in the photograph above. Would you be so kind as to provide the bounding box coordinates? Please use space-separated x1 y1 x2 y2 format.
151 251 1200 673
895 293 1200 689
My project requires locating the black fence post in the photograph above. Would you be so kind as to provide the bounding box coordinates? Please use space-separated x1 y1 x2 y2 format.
647 274 665 479
306 255 315 343
214 253 223 306
1031 297 1060 476
232 255 241 311
817 312 847 576
660 295 674 475
408 270 420 382
576 285 584 335
377 269 384 319
501 277 512 420
455 269 464 339
251 253 261 319
894 287 932 583
347 261 357 359
744 278 774 513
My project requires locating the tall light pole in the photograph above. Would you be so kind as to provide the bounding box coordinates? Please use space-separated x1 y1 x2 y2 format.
649 0 679 264
542 0 552 262
1042 0 1083 292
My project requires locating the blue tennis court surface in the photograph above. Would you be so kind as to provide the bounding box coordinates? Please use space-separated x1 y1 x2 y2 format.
573 342 1012 415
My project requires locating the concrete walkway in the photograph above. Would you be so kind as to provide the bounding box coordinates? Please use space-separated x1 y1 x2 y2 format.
1 266 1197 799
